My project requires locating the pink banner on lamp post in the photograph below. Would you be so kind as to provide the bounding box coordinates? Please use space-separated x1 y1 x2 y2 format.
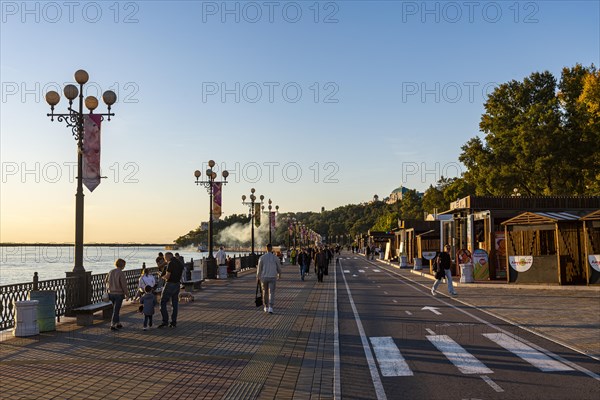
212 182 222 221
82 114 102 192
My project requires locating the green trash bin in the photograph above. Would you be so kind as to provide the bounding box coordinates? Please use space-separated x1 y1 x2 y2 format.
28 290 56 332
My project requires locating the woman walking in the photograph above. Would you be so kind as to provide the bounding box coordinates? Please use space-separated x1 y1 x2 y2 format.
105 258 130 331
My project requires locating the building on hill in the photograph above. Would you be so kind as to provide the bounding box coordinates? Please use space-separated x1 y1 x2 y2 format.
386 186 423 204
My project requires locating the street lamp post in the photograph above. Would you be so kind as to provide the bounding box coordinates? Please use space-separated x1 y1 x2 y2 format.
242 189 264 266
266 199 279 244
194 160 229 279
45 69 116 312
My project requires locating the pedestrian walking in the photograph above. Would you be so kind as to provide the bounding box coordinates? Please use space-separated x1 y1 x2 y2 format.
105 258 130 331
257 243 282 314
139 285 157 330
315 248 328 282
297 248 309 281
159 252 184 328
432 244 457 296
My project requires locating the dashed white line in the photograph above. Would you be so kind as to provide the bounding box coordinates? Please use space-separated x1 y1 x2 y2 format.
481 375 504 392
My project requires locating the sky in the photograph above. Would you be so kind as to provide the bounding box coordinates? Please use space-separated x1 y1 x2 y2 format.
1 0 598 243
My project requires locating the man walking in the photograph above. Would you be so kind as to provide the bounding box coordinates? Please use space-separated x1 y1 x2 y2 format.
215 246 227 278
431 244 457 296
257 243 282 314
315 248 328 282
159 252 184 328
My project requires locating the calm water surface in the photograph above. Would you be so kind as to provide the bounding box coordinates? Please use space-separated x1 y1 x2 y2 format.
0 246 221 286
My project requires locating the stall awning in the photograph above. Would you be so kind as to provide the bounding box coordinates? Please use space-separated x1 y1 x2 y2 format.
502 211 581 226
580 209 600 221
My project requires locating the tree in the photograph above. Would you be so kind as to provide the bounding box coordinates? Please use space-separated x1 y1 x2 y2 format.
460 65 600 196
422 184 447 214
400 189 423 220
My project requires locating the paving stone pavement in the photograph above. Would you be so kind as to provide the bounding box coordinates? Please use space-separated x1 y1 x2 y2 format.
1 253 599 399
1 263 335 400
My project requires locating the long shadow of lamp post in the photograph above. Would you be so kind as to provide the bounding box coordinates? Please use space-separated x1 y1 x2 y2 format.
242 189 263 267
45 69 116 313
194 160 228 279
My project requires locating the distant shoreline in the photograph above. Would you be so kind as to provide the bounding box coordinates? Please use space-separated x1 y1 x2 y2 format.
0 243 172 247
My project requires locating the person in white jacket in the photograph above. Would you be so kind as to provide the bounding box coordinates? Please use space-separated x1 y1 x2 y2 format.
257 243 282 314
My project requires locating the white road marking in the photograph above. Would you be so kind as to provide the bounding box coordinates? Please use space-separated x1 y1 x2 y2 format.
427 334 493 375
370 337 413 376
426 328 436 335
376 264 600 381
483 333 574 372
334 259 341 398
480 375 504 392
373 269 381 272
352 274 358 277
359 269 366 273
392 300 398 303
384 291 388 295
405 310 412 315
422 306 442 315
339 260 388 400
343 270 350 273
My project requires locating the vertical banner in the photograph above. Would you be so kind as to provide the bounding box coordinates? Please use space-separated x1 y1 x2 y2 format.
82 114 102 192
270 211 276 230
212 182 222 221
254 204 261 227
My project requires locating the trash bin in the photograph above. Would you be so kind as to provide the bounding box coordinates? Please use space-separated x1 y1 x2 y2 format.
460 263 474 283
13 300 39 337
413 257 423 270
399 256 409 268
28 290 56 332
218 265 228 279
191 269 203 281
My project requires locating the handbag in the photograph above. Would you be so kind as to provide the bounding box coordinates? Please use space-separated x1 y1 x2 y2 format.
255 281 263 307
102 290 109 302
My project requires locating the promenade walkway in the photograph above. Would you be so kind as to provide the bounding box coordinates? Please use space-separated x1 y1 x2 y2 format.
1 252 599 399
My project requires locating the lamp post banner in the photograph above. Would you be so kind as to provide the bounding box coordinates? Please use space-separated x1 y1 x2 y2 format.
82 114 102 192
270 211 276 229
254 204 261 227
212 182 222 220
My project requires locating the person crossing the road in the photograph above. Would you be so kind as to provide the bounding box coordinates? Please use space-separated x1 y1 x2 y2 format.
432 244 457 296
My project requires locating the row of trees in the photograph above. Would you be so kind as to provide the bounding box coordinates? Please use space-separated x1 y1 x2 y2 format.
174 64 599 246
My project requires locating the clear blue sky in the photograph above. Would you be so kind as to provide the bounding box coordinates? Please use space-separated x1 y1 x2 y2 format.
1 0 598 243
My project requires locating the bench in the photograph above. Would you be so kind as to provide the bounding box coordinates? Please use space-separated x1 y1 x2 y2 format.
182 279 203 292
73 301 113 326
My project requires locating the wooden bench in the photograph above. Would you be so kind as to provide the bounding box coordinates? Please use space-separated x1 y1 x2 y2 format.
73 301 113 326
182 279 203 292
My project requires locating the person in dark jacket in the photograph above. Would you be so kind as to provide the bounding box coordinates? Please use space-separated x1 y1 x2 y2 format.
159 252 184 328
315 248 328 282
297 248 309 281
431 244 457 296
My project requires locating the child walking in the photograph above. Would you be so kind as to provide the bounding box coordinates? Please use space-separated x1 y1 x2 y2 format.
140 285 157 331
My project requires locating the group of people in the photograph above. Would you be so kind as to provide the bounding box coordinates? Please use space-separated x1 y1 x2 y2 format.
104 251 185 331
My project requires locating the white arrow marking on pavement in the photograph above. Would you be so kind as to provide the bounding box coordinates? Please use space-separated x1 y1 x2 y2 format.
427 334 493 375
370 337 413 376
422 306 442 315
483 333 574 372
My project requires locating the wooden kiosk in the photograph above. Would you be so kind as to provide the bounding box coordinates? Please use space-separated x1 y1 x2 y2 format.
581 210 600 285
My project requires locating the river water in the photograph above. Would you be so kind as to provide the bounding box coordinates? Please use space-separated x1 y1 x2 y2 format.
0 245 223 286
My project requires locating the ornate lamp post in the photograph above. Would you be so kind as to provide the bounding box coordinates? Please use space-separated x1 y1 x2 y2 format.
242 189 264 265
45 70 116 274
194 160 228 279
45 70 116 312
266 199 279 244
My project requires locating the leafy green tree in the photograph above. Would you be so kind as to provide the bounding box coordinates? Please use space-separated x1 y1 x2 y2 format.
422 184 447 214
400 189 423 220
